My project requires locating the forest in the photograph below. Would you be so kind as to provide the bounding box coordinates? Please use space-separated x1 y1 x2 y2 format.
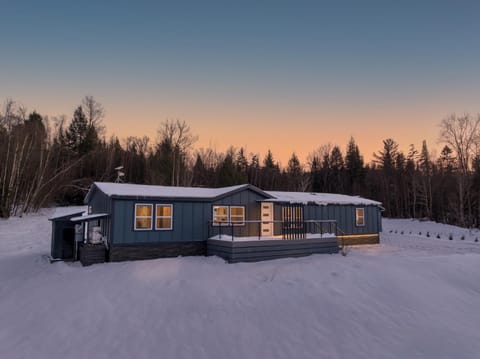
1 97 480 228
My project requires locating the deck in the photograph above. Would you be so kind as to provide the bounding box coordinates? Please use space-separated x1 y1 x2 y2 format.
207 236 339 263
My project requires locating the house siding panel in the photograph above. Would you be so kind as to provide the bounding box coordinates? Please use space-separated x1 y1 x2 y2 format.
212 189 268 238
110 187 269 245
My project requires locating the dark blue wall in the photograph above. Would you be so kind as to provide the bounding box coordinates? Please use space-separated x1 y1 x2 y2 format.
303 204 381 235
109 188 267 244
87 185 382 245
87 187 112 245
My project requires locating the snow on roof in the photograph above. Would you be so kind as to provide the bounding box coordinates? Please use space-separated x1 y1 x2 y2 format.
49 206 88 220
88 182 381 205
71 213 110 222
265 191 382 206
92 182 253 199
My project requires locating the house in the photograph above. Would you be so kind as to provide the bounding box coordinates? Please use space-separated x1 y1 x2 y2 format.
50 182 383 264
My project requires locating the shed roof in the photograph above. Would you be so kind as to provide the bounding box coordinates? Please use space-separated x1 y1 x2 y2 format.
70 213 110 222
264 191 382 206
48 206 88 221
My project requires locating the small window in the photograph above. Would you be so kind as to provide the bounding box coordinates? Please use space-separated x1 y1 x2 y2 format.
213 206 229 225
356 208 365 226
155 204 173 230
230 206 245 225
135 204 153 230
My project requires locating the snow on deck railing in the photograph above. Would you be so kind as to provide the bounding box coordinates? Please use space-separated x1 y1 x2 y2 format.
207 219 338 241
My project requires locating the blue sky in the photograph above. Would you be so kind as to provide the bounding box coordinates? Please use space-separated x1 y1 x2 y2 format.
2 0 480 162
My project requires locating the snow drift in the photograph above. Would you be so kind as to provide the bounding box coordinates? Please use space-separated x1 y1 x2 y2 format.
1 211 480 359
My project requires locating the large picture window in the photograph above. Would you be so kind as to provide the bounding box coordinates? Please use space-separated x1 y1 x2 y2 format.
356 208 365 226
155 204 173 230
212 205 245 225
134 204 153 230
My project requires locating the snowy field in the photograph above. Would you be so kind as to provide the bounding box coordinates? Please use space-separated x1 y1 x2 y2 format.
1 210 480 359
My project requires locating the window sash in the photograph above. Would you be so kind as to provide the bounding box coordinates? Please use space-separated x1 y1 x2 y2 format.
230 206 245 226
155 204 173 230
212 205 245 225
356 208 365 226
213 206 229 225
134 204 153 230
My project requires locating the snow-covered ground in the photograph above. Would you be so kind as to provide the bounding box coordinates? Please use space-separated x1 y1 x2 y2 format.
1 211 480 359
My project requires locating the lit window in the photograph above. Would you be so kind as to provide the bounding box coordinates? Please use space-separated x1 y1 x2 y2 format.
230 206 245 225
213 206 229 225
134 204 153 230
155 204 173 230
356 208 365 226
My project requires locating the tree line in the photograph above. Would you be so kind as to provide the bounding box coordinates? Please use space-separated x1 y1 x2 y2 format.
1 97 480 228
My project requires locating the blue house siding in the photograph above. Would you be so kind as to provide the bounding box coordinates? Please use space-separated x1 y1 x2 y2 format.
212 189 267 237
111 200 204 244
87 188 112 244
293 204 380 236
109 187 269 245
76 182 383 262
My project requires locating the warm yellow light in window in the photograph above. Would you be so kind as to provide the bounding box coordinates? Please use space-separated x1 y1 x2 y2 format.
136 205 152 216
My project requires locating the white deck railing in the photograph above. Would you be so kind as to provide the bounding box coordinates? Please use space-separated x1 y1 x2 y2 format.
208 219 339 241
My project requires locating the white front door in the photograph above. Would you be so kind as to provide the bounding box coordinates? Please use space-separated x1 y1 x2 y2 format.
261 202 273 237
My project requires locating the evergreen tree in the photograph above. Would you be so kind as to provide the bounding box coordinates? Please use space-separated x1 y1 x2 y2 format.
217 151 245 187
65 106 97 156
330 146 345 193
262 150 280 190
345 137 364 195
235 147 249 183
286 152 304 190
310 155 322 192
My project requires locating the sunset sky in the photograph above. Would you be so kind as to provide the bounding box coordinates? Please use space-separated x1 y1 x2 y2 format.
2 0 480 165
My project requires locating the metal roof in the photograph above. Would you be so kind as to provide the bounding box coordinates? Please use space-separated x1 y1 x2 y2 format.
70 213 110 222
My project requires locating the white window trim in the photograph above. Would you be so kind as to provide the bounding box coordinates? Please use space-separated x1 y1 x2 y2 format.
229 206 246 226
134 204 153 231
213 205 229 226
356 208 365 227
212 205 246 226
155 204 173 231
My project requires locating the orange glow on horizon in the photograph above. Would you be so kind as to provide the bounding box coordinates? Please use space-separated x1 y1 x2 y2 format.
101 105 445 166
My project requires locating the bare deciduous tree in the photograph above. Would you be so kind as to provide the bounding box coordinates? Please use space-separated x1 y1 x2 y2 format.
82 95 105 136
157 119 197 186
439 113 480 225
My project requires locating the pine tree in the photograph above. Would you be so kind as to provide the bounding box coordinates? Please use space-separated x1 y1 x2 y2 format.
217 151 245 187
262 150 280 190
345 137 364 195
65 106 97 156
286 152 304 191
330 146 345 193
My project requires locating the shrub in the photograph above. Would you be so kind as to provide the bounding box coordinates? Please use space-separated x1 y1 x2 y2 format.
426 232 430 237
437 234 440 239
